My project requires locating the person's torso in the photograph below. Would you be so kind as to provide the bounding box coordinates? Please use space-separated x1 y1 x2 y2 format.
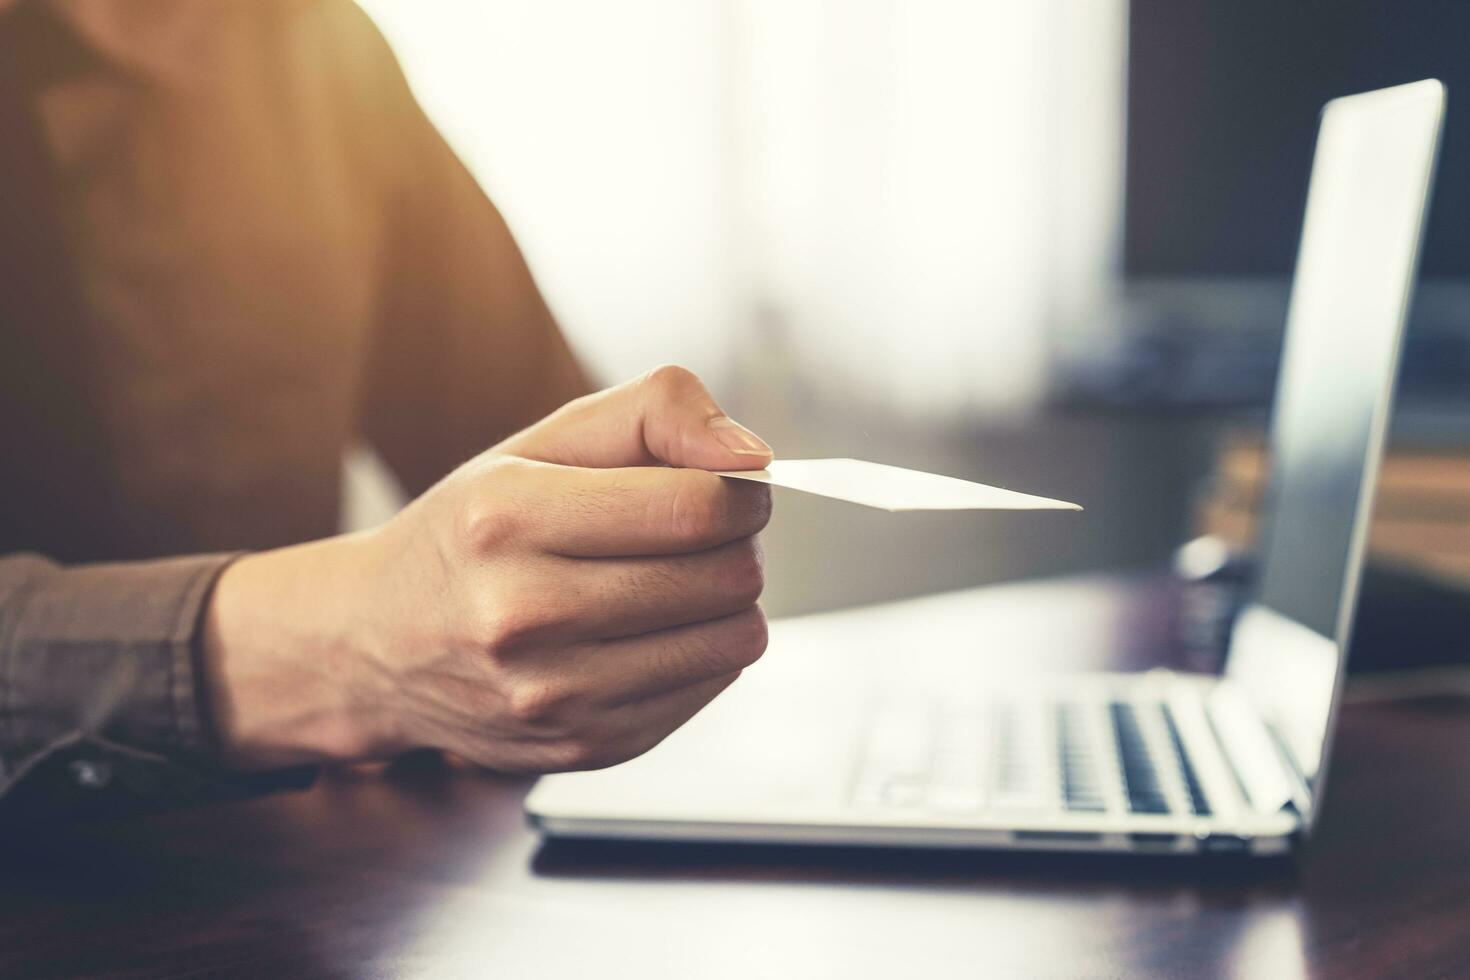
0 0 392 559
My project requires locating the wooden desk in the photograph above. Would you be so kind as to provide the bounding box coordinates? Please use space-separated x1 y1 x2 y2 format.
1 578 1467 980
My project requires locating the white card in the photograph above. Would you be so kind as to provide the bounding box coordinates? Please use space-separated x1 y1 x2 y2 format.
715 458 1081 512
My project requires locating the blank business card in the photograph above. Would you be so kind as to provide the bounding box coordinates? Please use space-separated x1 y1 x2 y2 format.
715 458 1081 512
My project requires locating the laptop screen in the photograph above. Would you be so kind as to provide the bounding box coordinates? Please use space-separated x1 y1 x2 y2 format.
1224 81 1444 818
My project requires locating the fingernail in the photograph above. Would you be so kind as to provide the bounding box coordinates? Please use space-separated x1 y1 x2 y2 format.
708 416 773 457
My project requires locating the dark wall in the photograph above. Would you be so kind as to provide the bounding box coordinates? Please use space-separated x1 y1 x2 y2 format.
1126 0 1470 278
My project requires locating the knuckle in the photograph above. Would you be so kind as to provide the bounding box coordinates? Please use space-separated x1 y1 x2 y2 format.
720 538 766 605
737 483 774 535
665 477 722 545
727 606 770 667
641 363 700 399
506 679 569 725
678 607 768 676
457 495 516 553
474 601 542 659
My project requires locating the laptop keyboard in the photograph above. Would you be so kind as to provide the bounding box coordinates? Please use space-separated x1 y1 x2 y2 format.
853 695 1211 818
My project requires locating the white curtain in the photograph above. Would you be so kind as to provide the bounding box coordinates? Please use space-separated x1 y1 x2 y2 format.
359 0 1125 417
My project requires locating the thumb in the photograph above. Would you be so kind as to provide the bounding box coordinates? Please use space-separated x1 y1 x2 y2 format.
495 365 774 471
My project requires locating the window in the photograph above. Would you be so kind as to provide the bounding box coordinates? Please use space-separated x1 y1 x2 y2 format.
360 0 1125 416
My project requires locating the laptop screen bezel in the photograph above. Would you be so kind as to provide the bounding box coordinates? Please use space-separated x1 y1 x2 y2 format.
1222 80 1445 832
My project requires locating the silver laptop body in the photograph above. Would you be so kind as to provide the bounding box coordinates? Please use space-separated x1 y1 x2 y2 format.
527 81 1445 856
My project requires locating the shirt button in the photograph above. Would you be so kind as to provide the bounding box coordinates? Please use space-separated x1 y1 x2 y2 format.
70 759 113 789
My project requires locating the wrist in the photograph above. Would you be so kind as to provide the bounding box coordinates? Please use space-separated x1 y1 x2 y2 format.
201 530 406 769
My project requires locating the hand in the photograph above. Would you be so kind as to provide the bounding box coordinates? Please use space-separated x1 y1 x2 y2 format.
203 366 775 772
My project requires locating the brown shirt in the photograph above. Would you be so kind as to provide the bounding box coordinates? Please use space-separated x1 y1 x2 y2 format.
0 0 587 818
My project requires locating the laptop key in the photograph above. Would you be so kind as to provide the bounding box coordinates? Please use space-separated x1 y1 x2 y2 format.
1162 704 1212 816
991 699 1050 811
1058 702 1107 812
1110 701 1172 815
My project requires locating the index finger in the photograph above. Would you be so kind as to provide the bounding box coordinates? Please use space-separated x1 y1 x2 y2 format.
511 461 773 557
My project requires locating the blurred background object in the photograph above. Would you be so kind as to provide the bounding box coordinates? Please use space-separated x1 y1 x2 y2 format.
1197 433 1470 589
356 1 1470 632
1064 0 1470 420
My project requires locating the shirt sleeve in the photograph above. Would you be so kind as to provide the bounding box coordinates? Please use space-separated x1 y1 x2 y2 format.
343 7 592 497
0 552 314 823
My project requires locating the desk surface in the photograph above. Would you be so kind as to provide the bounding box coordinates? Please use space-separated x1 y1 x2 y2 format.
1 577 1467 980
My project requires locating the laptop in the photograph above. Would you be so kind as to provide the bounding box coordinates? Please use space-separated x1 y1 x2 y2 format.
527 80 1446 857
